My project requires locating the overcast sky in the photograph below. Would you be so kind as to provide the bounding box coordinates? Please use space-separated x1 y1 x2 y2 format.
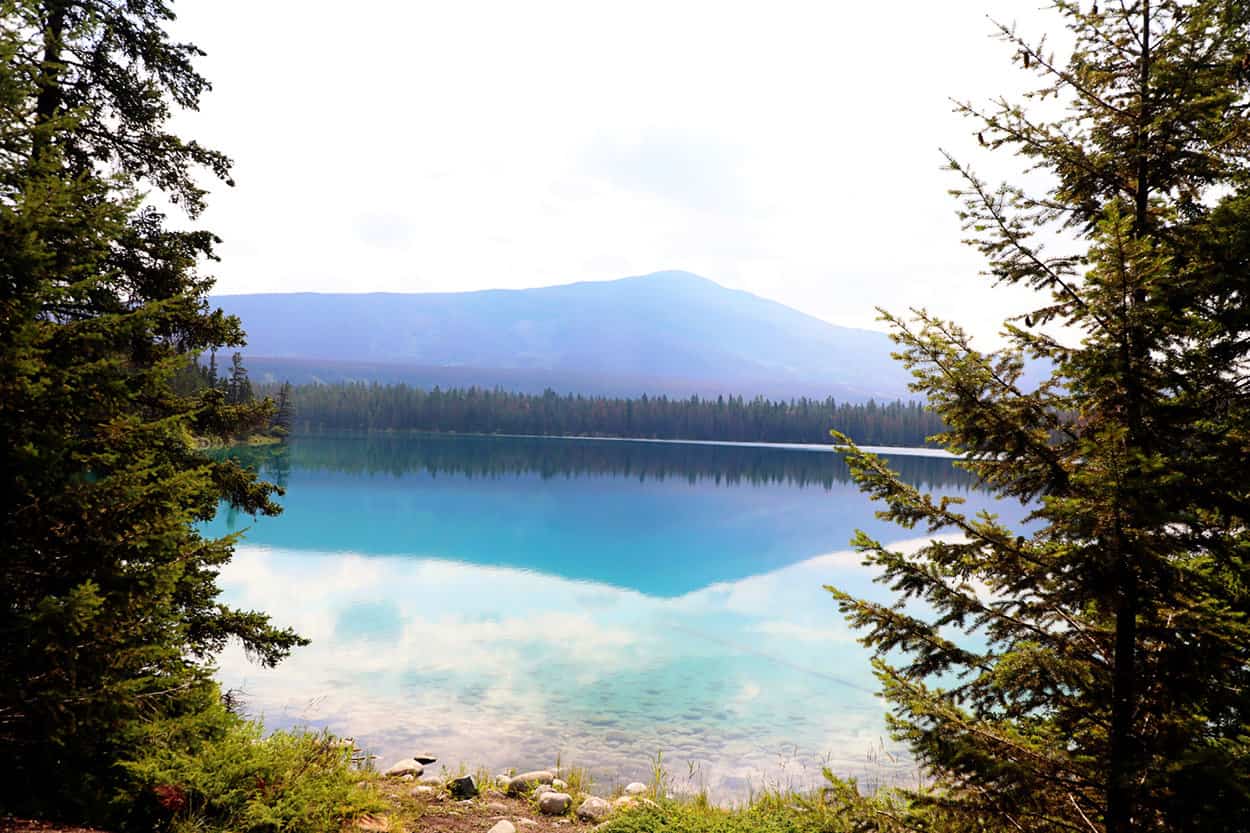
174 0 1062 343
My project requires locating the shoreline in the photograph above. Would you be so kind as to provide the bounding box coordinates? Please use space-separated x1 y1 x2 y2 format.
289 428 955 458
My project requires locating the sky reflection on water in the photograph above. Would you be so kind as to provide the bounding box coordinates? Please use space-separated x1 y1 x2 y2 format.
209 434 1026 798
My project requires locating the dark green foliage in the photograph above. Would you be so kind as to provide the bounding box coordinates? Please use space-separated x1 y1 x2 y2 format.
271 381 295 436
1 0 305 822
830 2 1250 832
276 382 946 447
226 351 254 405
120 695 381 833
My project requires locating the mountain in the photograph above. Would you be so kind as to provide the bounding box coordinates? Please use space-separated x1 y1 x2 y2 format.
210 271 913 401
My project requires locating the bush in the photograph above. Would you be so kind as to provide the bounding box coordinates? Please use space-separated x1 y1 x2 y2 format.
596 776 905 833
120 698 380 833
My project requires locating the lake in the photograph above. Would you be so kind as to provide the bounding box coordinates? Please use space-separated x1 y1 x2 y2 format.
205 433 1022 799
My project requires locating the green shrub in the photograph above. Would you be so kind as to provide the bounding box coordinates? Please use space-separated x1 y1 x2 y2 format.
120 700 380 833
597 777 897 833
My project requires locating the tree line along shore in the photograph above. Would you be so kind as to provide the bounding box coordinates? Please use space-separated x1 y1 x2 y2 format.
250 378 946 447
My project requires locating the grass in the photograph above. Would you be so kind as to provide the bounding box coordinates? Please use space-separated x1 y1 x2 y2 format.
360 753 908 833
119 702 917 833
554 753 594 797
594 778 904 833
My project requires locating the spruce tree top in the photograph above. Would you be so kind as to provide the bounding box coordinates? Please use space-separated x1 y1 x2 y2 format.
830 2 1250 832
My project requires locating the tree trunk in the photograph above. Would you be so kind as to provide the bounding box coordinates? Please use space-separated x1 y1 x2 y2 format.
32 1 68 160
1107 5 1150 833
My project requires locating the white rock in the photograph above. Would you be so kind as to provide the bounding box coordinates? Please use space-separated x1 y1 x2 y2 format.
623 782 647 796
409 785 436 799
552 778 568 791
401 774 414 782
487 822 516 833
534 784 555 798
384 758 424 777
577 797 611 821
613 796 636 809
538 792 572 815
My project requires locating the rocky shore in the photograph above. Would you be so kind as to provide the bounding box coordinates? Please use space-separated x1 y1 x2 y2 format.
367 754 657 833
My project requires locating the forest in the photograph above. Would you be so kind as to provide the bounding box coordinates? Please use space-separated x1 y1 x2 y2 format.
274 381 946 447
221 433 973 493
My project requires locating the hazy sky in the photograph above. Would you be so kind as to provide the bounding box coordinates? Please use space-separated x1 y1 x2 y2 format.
174 0 1062 343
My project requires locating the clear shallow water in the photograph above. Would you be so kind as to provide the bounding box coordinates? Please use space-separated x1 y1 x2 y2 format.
206 434 1024 799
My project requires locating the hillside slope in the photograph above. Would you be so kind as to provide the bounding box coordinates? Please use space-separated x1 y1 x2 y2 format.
212 271 911 400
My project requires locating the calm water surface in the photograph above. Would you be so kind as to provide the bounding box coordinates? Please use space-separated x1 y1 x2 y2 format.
206 434 1023 798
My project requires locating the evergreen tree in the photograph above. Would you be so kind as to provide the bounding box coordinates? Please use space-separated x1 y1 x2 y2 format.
272 381 946 446
272 380 295 436
830 2 1250 832
1 0 305 821
225 350 253 405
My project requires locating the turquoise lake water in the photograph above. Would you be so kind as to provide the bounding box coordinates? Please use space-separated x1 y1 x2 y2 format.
206 433 1023 798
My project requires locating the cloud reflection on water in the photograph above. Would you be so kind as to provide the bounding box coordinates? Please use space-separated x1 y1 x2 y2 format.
216 539 934 799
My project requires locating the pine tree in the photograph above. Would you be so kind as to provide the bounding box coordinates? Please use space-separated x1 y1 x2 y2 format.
226 350 254 405
829 3 1250 832
272 380 295 436
1 0 305 820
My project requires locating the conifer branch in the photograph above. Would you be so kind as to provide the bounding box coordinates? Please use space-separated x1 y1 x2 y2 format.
990 18 1131 118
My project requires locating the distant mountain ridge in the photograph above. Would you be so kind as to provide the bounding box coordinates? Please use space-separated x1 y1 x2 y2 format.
211 271 914 401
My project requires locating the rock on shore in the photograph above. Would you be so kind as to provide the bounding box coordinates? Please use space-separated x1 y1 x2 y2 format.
537 792 572 815
383 758 424 777
506 771 555 796
576 797 611 821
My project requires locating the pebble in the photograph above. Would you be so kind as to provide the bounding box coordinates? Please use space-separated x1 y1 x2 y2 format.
487 822 516 833
484 802 509 813
409 785 436 799
623 782 647 796
552 778 568 791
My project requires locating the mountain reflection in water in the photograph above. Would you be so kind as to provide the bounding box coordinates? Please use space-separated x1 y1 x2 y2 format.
209 433 1023 800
